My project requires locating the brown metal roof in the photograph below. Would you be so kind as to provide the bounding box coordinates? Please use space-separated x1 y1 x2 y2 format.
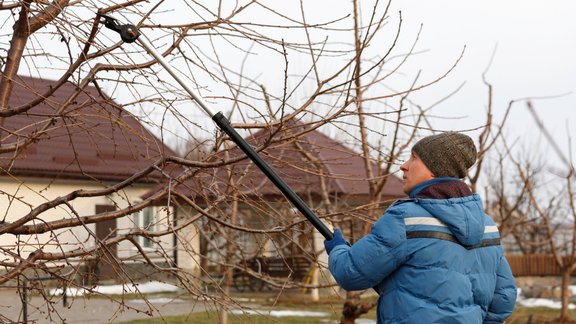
1 75 176 182
172 120 405 203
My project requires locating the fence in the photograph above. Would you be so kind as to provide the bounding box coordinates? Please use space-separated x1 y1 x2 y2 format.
507 254 570 276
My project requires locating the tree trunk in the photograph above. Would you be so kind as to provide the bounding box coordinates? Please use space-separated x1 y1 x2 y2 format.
220 195 238 324
310 265 319 301
560 270 572 322
340 291 377 324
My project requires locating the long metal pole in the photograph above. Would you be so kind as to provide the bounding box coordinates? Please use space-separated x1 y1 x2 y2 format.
137 35 215 119
136 34 334 240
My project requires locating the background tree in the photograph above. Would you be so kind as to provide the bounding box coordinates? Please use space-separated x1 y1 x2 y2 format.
505 103 575 321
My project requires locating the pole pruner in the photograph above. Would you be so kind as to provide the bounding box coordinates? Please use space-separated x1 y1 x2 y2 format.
96 13 335 241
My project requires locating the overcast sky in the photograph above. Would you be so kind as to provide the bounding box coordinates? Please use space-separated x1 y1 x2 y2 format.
383 0 576 169
136 0 576 171
167 0 576 168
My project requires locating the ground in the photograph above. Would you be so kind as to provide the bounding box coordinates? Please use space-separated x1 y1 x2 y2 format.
0 287 210 323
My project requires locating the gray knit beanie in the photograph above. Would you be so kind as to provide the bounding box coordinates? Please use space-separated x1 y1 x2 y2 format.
412 132 477 178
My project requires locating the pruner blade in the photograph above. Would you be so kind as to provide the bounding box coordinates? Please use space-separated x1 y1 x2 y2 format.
97 13 140 43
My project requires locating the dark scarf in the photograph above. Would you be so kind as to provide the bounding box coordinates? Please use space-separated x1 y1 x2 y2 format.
413 179 473 199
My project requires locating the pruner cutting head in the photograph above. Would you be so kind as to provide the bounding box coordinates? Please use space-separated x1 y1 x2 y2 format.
97 13 140 43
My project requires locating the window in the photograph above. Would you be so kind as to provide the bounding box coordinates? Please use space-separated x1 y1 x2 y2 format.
133 207 154 248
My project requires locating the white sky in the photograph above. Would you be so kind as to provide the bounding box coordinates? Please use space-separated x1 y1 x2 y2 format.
383 0 576 168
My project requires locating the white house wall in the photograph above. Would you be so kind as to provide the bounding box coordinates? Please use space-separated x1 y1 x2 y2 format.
0 177 176 266
173 206 201 276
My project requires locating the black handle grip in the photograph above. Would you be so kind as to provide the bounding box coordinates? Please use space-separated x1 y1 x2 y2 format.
212 112 334 240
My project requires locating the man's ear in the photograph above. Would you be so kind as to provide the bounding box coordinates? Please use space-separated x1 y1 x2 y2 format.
424 165 435 179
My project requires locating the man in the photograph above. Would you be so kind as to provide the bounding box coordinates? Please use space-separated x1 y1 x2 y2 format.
324 132 517 323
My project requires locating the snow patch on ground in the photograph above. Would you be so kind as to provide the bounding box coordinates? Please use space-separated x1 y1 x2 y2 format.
128 297 186 304
515 286 576 309
49 281 179 297
518 298 572 309
230 309 328 317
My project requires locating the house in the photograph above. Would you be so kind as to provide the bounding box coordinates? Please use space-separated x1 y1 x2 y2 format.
0 75 180 281
156 120 405 279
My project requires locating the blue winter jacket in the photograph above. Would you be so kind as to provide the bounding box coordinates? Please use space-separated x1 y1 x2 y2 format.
328 180 517 323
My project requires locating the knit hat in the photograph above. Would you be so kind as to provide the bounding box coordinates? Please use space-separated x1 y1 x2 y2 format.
412 132 477 178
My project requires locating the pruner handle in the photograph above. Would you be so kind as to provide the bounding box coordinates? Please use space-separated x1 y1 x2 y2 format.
212 112 334 241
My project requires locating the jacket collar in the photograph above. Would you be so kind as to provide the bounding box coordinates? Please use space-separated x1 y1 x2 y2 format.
409 177 462 198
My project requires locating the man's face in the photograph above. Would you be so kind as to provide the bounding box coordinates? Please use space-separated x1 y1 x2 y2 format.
400 152 435 194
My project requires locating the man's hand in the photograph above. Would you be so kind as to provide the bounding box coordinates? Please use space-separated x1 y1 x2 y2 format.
324 229 348 254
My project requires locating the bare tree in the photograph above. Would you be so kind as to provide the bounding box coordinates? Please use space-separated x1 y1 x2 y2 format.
480 100 575 321
506 103 575 321
0 1 473 323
